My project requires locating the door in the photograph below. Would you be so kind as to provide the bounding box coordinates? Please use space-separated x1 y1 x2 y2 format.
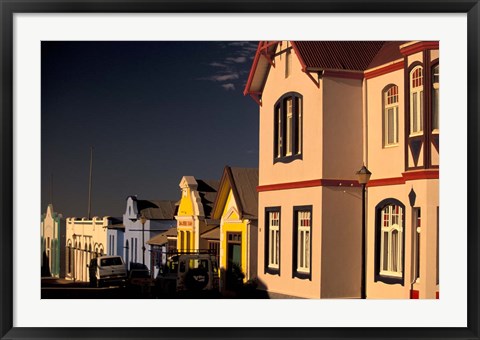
226 232 242 290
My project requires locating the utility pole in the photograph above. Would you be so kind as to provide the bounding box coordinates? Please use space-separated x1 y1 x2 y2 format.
87 147 94 219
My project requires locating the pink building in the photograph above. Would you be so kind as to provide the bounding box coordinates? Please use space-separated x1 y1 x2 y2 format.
244 41 439 299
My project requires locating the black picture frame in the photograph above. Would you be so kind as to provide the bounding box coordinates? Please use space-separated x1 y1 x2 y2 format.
1 1 478 339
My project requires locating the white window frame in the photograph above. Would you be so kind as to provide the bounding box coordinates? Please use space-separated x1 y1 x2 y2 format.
432 64 439 133
286 98 293 156
296 210 311 273
268 211 280 269
384 85 399 146
380 204 403 278
410 66 424 136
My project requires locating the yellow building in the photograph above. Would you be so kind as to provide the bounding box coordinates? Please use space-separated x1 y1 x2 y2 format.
210 166 258 290
175 176 219 253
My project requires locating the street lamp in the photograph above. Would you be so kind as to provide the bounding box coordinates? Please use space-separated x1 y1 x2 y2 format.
356 164 371 299
140 215 147 267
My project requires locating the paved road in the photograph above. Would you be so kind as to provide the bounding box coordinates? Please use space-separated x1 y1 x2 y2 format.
41 277 269 299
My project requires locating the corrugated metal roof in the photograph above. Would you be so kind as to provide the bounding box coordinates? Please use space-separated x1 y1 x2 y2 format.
367 41 407 69
293 41 385 71
137 200 177 220
146 227 177 245
200 226 220 240
230 167 258 219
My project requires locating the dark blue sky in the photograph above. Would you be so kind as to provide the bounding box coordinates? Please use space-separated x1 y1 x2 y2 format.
41 41 259 218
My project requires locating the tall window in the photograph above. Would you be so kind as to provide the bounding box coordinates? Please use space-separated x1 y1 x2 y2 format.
293 206 312 280
413 208 421 283
375 199 405 284
384 85 399 146
265 208 280 274
380 204 403 277
432 64 439 131
410 66 424 135
274 93 302 162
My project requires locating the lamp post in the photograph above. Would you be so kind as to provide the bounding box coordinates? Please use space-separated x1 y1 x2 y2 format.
356 165 372 299
140 215 147 267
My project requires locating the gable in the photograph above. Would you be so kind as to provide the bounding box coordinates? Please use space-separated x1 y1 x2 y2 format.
221 190 240 221
178 187 195 216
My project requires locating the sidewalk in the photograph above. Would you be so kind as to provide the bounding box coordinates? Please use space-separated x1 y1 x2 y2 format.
41 277 89 288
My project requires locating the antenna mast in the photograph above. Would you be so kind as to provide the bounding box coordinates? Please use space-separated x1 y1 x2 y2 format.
87 146 94 219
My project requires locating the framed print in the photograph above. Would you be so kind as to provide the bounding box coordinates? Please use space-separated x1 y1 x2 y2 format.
1 1 479 339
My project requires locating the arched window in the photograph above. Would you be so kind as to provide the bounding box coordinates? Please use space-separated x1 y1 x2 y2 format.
274 92 303 162
410 66 424 135
432 64 439 131
384 85 399 146
375 199 405 284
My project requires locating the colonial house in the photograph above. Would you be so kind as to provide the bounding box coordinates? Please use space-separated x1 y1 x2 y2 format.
210 166 259 290
121 196 177 277
65 216 120 282
244 41 439 299
175 176 219 253
41 204 66 278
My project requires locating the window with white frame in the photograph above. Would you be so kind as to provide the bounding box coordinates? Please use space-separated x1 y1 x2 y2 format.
432 64 439 132
384 85 399 146
379 204 404 278
410 66 424 136
274 93 303 162
293 206 312 279
265 208 280 274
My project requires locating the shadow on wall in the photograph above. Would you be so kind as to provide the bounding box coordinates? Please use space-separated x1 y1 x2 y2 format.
41 251 51 277
220 264 269 299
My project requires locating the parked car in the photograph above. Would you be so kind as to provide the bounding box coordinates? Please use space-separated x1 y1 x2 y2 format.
88 255 127 288
127 269 154 297
155 252 219 297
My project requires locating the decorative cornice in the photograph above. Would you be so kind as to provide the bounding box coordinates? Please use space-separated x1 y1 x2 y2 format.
400 41 439 56
365 61 404 80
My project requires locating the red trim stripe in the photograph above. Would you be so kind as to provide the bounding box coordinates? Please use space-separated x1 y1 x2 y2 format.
365 61 404 79
400 41 439 56
323 70 364 80
257 179 361 192
258 170 439 192
410 290 419 299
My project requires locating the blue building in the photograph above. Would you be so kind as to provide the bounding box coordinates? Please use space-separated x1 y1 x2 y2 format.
110 196 177 277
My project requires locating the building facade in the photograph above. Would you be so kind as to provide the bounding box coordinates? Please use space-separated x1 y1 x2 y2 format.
121 196 177 277
364 41 439 299
210 166 259 290
175 176 219 252
41 204 66 278
244 41 439 299
65 216 117 282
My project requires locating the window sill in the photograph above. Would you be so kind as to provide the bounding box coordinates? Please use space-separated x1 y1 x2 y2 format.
274 153 302 164
374 273 404 285
432 129 440 134
293 271 311 280
409 132 424 138
383 143 399 149
265 266 280 276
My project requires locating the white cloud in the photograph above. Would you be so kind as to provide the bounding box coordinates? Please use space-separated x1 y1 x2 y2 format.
226 56 247 63
209 62 227 68
210 73 239 82
221 83 236 91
